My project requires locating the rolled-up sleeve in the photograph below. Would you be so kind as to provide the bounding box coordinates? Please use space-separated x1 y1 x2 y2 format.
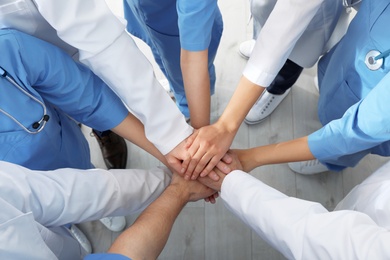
243 0 324 87
308 73 390 170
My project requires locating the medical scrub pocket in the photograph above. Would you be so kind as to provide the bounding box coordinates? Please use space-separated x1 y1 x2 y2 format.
317 0 390 125
0 106 92 171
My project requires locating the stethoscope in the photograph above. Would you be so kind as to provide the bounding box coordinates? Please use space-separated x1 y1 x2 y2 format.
0 66 50 134
342 0 362 8
342 0 390 71
365 49 390 71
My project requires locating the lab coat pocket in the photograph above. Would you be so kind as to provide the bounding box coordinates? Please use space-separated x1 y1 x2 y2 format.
0 211 57 259
0 0 39 35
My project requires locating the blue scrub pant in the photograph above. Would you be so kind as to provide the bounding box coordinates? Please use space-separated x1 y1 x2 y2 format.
123 0 222 117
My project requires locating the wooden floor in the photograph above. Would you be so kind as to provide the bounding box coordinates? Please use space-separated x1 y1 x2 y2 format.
80 1 390 259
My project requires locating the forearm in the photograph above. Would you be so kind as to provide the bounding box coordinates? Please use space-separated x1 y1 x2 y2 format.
111 113 168 165
108 184 188 260
218 76 265 133
237 136 314 172
181 49 211 128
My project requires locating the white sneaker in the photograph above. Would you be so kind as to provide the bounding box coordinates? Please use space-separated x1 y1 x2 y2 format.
244 89 291 125
69 224 92 255
314 75 319 92
99 216 126 232
238 39 256 59
288 159 329 175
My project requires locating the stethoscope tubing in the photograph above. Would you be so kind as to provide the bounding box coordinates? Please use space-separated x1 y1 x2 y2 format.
0 66 49 134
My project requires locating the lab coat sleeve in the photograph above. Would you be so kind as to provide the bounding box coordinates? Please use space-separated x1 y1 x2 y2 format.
335 160 390 229
221 170 390 259
308 72 390 170
177 0 217 51
32 0 193 154
0 161 171 227
243 0 324 87
5 29 128 131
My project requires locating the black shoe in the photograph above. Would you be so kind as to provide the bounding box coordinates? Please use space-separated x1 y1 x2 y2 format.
91 130 127 169
267 59 303 95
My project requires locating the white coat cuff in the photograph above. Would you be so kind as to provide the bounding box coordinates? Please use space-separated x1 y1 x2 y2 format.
242 64 277 88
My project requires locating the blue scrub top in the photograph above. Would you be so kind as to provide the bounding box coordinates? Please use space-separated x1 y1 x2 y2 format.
0 29 128 170
309 0 390 170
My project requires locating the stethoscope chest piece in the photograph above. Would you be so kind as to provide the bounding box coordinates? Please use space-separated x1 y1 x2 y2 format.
365 50 383 70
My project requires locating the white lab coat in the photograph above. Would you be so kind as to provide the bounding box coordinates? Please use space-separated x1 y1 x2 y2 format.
221 163 390 259
0 0 193 155
0 161 171 259
245 0 346 87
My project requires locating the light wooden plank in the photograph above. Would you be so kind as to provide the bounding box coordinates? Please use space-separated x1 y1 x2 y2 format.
252 235 286 260
291 69 344 210
205 200 253 260
159 207 205 260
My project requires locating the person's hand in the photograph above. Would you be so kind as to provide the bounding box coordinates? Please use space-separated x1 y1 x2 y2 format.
164 138 191 176
220 150 244 172
198 150 243 191
183 121 236 180
230 148 259 172
170 172 215 202
204 192 219 204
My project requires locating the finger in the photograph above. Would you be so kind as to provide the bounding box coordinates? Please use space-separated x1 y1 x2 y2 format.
192 152 214 177
184 146 202 178
185 129 199 149
206 170 220 181
190 153 212 180
210 192 219 204
221 153 233 164
180 153 191 175
166 157 185 176
215 161 231 174
200 155 222 178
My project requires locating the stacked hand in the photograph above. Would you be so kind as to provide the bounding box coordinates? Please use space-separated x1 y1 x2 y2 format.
182 122 237 180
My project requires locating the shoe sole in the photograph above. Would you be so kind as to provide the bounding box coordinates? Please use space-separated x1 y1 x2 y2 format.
244 117 268 125
244 89 291 125
238 50 250 60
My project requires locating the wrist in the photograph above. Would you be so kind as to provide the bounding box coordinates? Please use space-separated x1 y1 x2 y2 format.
215 117 240 136
165 183 190 205
240 148 262 172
